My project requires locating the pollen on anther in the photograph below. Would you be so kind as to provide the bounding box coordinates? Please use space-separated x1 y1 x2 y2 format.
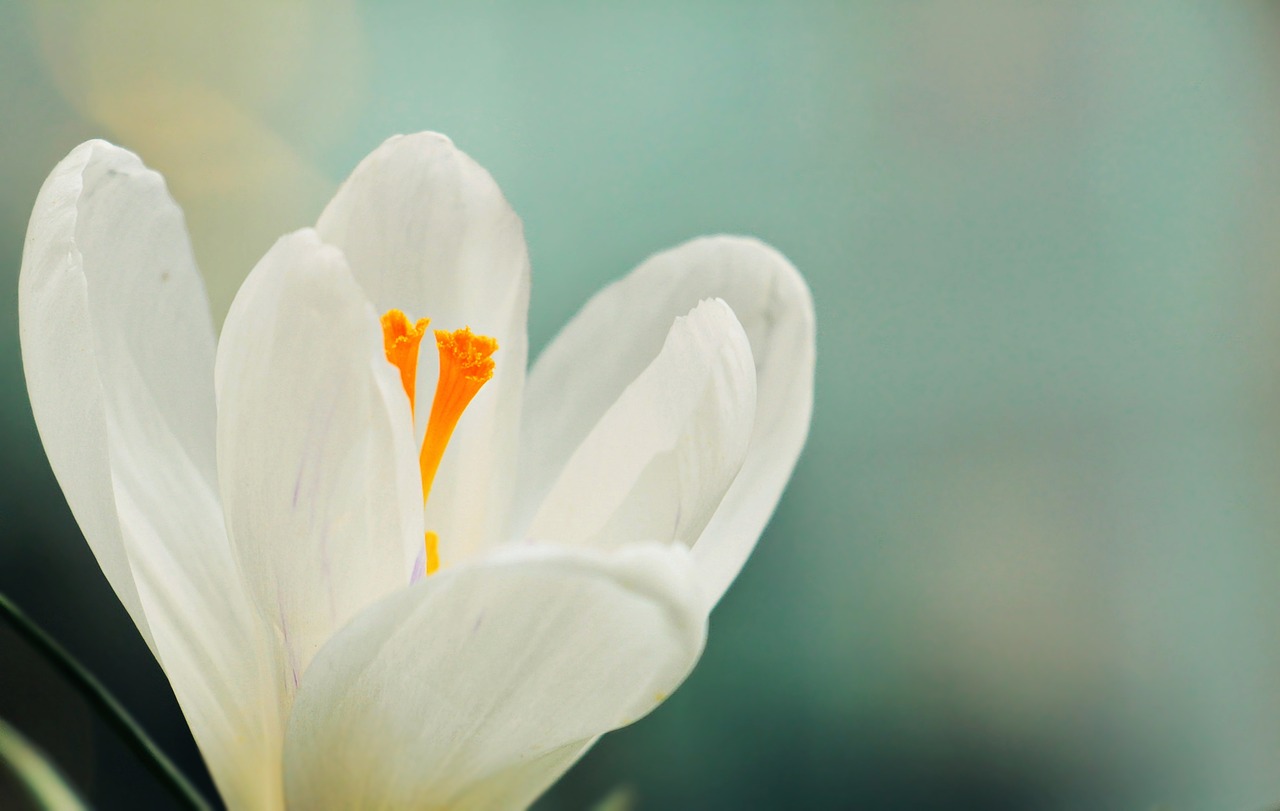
435 327 498 382
380 309 430 413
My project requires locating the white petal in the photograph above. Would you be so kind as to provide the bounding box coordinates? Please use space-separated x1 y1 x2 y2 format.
316 132 530 563
526 299 756 553
215 229 422 705
521 237 815 606
282 544 705 811
19 141 282 809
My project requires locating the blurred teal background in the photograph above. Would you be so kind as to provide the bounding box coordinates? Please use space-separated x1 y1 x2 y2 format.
4 2 1280 809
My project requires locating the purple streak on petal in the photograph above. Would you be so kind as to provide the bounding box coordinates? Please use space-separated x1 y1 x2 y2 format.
409 547 425 585
277 593 301 690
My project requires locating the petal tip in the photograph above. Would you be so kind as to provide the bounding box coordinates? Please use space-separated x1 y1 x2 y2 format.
372 130 460 162
681 235 815 328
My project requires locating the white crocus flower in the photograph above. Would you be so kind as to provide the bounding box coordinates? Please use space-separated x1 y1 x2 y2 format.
19 132 814 811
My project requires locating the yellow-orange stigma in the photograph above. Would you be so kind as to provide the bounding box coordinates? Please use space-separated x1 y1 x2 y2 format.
419 327 498 505
380 311 497 576
380 309 431 414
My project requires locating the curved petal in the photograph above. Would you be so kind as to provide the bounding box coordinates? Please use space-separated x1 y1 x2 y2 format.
282 544 706 811
215 229 422 708
526 299 756 552
316 132 530 565
19 141 282 809
521 237 815 606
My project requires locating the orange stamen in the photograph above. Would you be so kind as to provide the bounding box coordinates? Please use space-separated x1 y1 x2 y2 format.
380 309 431 414
381 311 498 575
419 327 498 505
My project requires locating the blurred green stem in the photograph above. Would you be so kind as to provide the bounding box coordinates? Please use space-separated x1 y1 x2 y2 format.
0 591 212 811
0 715 88 810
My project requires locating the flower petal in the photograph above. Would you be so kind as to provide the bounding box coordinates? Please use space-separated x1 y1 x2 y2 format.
282 544 706 811
19 141 282 809
215 229 422 705
521 237 815 606
526 299 756 553
316 132 530 564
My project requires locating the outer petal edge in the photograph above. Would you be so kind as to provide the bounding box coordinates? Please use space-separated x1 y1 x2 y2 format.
282 543 706 811
19 140 286 809
522 235 815 606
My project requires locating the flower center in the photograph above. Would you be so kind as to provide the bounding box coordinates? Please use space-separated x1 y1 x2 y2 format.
381 309 498 575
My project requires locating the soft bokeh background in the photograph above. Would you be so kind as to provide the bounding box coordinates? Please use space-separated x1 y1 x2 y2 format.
4 2 1280 809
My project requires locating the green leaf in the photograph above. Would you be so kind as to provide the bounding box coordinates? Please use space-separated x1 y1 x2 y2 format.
592 785 638 811
0 716 88 811
0 591 213 810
